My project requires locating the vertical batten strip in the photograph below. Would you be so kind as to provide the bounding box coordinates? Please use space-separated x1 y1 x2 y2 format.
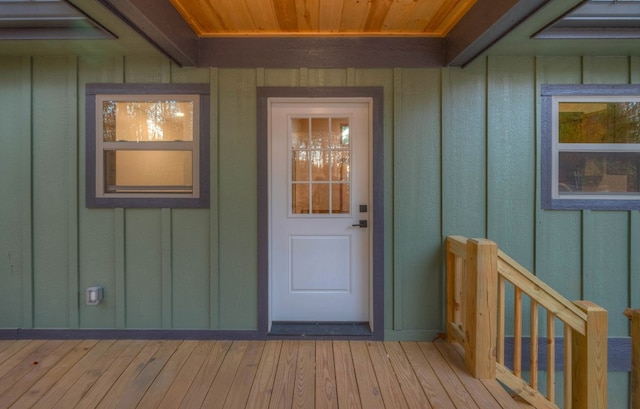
513 287 522 377
547 312 556 404
68 56 80 329
392 67 402 331
161 208 172 328
115 208 126 328
21 56 34 328
530 299 538 389
209 68 220 329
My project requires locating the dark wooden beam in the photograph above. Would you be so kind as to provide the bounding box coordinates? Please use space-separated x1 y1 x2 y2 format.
445 0 553 67
198 37 445 68
95 0 198 66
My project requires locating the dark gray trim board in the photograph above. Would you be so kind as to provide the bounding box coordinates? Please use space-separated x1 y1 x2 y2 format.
0 328 263 341
503 336 631 373
199 37 445 68
256 87 385 340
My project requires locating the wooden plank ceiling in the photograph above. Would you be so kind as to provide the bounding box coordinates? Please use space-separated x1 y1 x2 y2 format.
169 0 477 37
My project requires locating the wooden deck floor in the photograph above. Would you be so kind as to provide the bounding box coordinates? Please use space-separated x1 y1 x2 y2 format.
0 339 523 409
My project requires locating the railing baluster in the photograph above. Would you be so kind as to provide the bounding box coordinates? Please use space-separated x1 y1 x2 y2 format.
547 312 556 404
530 299 539 389
514 287 522 377
498 275 505 365
565 324 572 409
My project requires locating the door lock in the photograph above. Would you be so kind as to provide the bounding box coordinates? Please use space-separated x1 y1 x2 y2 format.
352 220 368 228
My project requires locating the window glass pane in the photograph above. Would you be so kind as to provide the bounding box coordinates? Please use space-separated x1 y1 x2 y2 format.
104 150 193 193
312 183 330 214
291 118 309 148
559 102 640 143
331 118 350 147
332 150 350 181
292 183 309 214
103 100 194 142
331 183 350 213
311 150 330 181
558 151 640 194
292 150 309 181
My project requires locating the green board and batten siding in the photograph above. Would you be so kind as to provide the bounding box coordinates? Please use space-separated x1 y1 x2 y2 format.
2 56 640 351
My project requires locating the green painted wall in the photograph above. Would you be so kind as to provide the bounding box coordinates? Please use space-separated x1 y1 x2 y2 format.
1 55 638 346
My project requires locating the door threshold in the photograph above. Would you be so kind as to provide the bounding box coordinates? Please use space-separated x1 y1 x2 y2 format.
269 321 372 337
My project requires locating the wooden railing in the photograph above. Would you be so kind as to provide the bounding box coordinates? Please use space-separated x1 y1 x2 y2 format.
446 236 608 409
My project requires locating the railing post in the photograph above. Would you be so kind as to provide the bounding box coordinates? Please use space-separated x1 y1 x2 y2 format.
572 300 608 409
465 238 497 379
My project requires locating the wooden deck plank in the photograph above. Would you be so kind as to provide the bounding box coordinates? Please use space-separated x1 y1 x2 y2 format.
156 340 215 408
383 341 433 409
106 340 181 409
333 340 362 409
293 341 316 409
8 339 100 409
436 342 522 409
0 339 523 409
402 341 457 409
94 340 167 409
418 342 481 409
367 341 409 409
72 339 148 408
268 340 299 409
201 340 250 408
0 340 82 408
245 340 282 409
178 340 232 409
350 341 385 409
0 340 47 379
28 339 117 409
0 340 65 398
223 341 266 409
49 340 133 409
434 341 519 409
135 340 198 409
315 340 338 409
0 340 16 356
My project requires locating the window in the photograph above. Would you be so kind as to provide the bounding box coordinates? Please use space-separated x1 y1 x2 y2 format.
290 116 351 215
542 84 640 210
86 83 209 208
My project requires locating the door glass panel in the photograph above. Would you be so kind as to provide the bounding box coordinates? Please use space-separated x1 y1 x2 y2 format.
332 118 350 147
332 151 350 181
292 150 309 181
311 150 330 181
291 116 351 215
332 183 350 213
312 184 330 214
292 184 310 214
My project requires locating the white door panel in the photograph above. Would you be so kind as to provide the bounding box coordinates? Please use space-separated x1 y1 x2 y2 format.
269 99 371 322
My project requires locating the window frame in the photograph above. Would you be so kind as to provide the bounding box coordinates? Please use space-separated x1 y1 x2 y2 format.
541 84 640 210
86 83 210 208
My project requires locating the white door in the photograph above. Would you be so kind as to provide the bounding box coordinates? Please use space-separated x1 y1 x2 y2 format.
269 98 371 323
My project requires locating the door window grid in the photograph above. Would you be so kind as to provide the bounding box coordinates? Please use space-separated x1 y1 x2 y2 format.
290 116 351 215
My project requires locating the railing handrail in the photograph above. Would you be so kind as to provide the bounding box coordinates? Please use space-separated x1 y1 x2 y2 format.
445 236 608 409
497 249 587 334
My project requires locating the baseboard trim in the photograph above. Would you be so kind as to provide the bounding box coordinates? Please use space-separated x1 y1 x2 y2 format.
0 328 264 341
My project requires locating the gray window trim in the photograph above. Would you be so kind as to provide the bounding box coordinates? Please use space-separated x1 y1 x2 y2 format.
541 83 640 210
85 83 210 208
